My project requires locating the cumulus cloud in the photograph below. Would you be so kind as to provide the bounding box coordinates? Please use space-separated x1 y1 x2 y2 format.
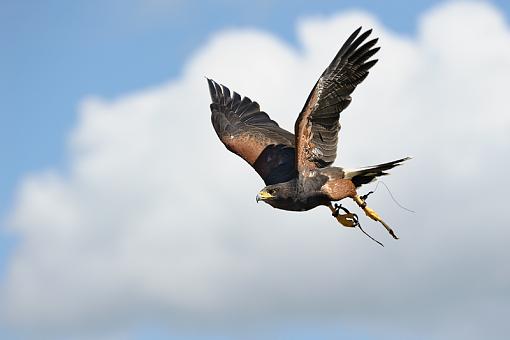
2 1 510 339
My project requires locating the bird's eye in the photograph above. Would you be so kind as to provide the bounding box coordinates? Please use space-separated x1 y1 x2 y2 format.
269 189 276 195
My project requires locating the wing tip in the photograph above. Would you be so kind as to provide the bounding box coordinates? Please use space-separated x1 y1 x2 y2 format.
208 78 233 106
206 78 247 113
206 77 218 102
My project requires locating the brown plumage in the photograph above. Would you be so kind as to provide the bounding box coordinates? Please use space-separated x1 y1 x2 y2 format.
208 27 410 240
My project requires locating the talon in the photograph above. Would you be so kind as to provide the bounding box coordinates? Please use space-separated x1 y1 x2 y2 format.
328 203 358 228
336 213 357 228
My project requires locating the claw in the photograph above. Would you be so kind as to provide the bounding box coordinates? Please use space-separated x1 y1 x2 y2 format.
336 213 357 228
327 202 385 246
328 203 358 228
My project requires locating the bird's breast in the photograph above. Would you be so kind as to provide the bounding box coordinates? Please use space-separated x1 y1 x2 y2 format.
320 178 356 201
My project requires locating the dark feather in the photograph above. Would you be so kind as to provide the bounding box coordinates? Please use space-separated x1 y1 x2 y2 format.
295 28 380 172
207 78 296 185
347 157 411 187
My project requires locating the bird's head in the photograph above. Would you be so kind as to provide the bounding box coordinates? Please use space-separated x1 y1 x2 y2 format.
256 186 278 203
256 182 296 207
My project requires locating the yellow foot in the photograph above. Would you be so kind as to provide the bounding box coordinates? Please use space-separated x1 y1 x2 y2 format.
336 213 357 228
353 196 399 239
327 204 357 228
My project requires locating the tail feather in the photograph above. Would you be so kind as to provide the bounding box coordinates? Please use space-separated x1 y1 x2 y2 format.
345 157 411 187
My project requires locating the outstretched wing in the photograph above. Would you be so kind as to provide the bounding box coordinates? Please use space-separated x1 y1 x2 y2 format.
208 78 296 185
295 27 379 173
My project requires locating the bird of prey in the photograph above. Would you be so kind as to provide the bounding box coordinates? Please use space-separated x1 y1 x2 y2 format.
207 27 409 240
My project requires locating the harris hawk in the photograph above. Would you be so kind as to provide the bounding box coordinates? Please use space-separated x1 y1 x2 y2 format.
207 27 410 241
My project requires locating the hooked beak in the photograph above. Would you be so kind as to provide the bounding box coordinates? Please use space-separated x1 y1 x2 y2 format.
256 190 274 203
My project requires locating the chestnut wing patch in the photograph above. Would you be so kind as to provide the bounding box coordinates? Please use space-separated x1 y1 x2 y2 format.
295 27 380 173
208 79 296 185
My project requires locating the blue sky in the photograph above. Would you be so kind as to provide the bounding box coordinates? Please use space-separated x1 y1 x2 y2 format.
2 1 510 339
0 0 465 278
7 0 510 217
3 0 510 217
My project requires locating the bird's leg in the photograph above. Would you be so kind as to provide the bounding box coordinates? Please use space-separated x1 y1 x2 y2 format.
352 195 399 239
328 203 358 228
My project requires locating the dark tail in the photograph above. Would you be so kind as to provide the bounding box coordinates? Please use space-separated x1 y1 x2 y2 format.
345 157 411 187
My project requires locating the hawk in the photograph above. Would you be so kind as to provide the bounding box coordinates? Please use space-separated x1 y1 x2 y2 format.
207 27 409 240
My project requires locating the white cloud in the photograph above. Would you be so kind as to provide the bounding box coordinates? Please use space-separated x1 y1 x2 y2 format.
2 1 510 339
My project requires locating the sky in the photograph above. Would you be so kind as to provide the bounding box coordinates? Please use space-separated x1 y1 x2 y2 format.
1 0 510 339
